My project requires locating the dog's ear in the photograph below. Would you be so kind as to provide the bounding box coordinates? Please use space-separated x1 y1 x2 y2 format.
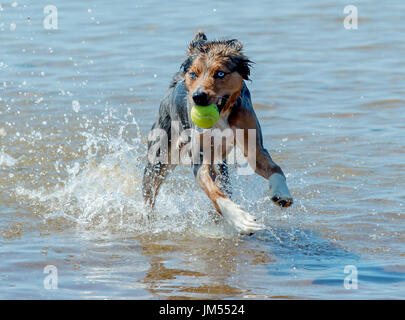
226 39 243 51
181 56 194 73
225 39 250 80
192 31 207 42
188 31 207 55
233 55 252 80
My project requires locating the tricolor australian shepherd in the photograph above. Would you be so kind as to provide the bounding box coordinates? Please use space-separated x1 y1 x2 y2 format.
143 32 293 234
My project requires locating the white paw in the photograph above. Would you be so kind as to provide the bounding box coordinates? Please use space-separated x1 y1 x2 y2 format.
269 173 293 207
216 197 265 234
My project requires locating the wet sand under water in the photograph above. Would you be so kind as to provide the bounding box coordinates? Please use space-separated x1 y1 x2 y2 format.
1 1 405 299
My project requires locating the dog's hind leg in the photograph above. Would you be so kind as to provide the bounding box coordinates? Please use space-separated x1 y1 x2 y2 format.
194 163 264 234
143 162 176 209
142 106 175 209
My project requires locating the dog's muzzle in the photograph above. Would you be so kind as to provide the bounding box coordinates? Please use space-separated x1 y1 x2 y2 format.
217 95 229 112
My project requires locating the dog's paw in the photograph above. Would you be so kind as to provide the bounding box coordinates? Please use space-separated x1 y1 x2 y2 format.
216 197 265 235
269 173 293 208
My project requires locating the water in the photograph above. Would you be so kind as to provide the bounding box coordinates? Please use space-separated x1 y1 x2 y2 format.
1 0 405 299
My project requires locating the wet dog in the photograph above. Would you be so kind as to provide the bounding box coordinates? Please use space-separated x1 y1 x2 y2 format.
142 32 293 234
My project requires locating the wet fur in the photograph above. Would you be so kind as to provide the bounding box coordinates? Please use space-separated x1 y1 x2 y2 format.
143 32 293 234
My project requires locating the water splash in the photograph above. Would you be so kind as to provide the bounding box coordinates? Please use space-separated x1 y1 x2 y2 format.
0 151 18 167
13 114 240 239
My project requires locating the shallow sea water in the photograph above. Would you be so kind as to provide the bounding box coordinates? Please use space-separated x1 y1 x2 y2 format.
1 0 405 299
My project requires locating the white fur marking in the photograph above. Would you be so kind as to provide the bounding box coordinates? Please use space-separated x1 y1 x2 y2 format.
216 197 265 234
269 173 292 200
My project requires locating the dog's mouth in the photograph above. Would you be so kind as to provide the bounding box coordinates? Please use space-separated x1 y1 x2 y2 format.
216 95 229 112
189 94 230 113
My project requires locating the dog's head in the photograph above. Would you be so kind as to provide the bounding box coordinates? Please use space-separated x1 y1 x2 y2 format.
181 32 252 112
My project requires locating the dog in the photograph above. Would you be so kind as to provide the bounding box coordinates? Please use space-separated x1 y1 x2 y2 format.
142 32 293 234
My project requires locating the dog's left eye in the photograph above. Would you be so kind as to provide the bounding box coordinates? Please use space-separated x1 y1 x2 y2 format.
189 72 197 80
214 71 226 79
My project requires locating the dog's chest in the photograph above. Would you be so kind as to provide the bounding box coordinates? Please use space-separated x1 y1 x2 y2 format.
191 109 234 159
213 111 231 131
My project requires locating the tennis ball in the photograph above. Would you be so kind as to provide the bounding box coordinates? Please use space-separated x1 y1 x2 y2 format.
190 104 219 129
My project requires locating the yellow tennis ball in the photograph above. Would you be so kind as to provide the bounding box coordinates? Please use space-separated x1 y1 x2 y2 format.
190 104 219 129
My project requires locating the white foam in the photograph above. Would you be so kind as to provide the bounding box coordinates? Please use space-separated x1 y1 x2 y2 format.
13 127 234 239
0 152 17 167
72 100 81 113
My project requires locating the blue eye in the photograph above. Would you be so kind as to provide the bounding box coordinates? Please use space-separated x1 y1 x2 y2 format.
189 72 197 79
215 71 226 79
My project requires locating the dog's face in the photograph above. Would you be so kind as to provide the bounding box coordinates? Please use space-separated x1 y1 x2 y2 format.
182 32 251 112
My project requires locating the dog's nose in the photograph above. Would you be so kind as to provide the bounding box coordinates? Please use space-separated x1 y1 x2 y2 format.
192 90 209 106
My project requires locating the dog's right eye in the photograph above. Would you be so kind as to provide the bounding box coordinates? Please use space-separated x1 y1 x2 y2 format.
189 72 197 80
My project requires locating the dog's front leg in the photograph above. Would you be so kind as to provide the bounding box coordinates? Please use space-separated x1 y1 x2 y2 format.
193 163 264 234
255 148 293 207
231 114 293 208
